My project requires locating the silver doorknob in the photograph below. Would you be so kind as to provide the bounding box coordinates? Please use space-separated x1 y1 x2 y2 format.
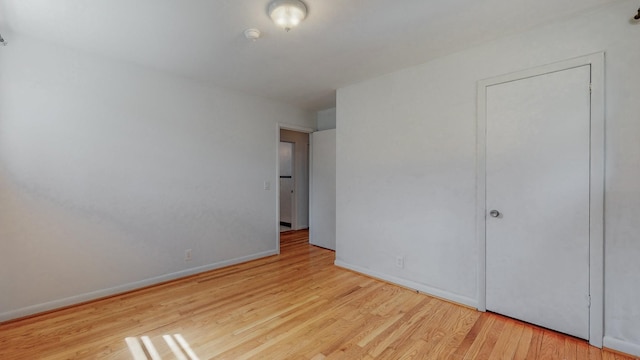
489 210 500 218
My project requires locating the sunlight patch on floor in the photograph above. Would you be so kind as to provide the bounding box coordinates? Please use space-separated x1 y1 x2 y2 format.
125 334 199 360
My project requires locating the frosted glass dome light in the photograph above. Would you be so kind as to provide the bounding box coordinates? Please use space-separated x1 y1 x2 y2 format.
268 0 307 31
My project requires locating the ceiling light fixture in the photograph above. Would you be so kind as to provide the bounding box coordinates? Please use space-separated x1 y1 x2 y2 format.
268 0 307 31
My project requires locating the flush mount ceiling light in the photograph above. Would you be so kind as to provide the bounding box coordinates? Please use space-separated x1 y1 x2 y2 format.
268 0 307 31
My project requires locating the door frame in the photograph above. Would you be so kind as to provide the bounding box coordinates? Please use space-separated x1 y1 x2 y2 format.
475 53 605 347
276 123 314 254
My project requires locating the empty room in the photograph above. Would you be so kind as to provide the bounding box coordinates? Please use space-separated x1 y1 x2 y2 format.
1 0 639 359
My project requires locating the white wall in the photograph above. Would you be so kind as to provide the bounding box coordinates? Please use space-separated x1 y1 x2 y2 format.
316 107 337 131
336 0 640 355
280 129 310 229
310 129 336 250
0 33 314 320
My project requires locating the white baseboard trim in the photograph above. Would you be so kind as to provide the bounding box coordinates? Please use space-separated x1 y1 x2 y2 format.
603 336 640 357
0 249 278 323
334 260 478 309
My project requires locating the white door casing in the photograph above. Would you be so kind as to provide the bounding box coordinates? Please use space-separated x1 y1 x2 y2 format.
476 53 605 347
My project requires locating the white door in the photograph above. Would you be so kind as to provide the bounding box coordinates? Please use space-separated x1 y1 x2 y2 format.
279 142 294 227
485 65 591 339
310 129 336 250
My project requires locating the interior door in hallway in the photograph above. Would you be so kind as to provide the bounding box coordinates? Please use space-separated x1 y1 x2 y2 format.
485 65 591 339
279 141 295 227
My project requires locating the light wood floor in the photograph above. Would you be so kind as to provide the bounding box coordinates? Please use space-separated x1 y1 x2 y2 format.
0 230 635 359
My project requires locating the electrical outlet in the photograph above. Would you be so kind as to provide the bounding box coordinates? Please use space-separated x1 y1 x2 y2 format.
395 256 404 269
185 249 192 261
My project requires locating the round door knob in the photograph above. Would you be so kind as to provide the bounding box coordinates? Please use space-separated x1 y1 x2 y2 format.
489 210 500 218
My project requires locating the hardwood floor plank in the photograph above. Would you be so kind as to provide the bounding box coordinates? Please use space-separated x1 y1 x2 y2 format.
590 346 605 360
365 297 436 357
427 307 480 358
564 337 578 359
539 330 566 359
468 313 507 359
489 320 525 359
603 350 618 360
451 312 491 358
512 324 534 359
525 327 545 359
1 230 636 359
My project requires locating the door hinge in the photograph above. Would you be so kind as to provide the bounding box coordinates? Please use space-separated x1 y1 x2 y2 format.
588 295 591 307
589 83 592 94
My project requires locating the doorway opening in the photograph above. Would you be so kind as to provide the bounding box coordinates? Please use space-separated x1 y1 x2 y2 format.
276 124 313 252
